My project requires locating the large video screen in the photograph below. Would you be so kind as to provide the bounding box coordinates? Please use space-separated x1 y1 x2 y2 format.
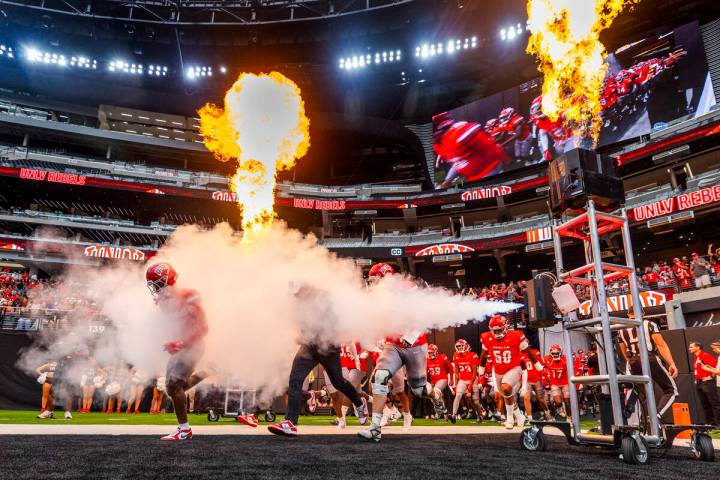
432 21 715 188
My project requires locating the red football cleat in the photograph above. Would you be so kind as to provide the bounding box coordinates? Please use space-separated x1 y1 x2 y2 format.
236 414 258 428
267 420 297 437
134 409 140 414
160 427 193 441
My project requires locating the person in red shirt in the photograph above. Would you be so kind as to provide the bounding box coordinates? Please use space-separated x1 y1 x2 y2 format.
545 344 571 420
426 344 452 416
334 342 370 429
520 349 552 421
433 112 512 189
450 339 484 423
146 262 208 441
358 263 431 443
689 341 720 425
529 96 571 161
479 315 543 429
672 258 693 291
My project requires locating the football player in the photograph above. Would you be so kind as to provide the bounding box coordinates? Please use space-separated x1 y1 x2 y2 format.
335 342 370 428
433 112 512 189
146 262 209 441
479 315 543 429
496 107 532 161
426 344 453 417
451 339 484 423
520 348 552 421
545 344 571 420
358 263 433 442
528 96 571 161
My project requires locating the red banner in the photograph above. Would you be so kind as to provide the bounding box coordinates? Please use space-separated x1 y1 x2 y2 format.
0 242 24 251
632 184 720 221
293 198 347 211
83 245 146 261
20 168 86 186
212 191 238 202
525 226 552 244
415 243 475 256
461 186 512 201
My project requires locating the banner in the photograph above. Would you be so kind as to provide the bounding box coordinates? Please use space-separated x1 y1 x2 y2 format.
578 291 666 316
461 186 512 201
0 242 24 251
632 184 720 221
83 245 145 261
432 21 714 186
526 226 552 244
415 243 475 256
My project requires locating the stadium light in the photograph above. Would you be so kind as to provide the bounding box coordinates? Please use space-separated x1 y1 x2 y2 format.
25 46 99 70
339 49 402 71
414 36 477 59
0 45 14 59
185 66 213 79
500 23 528 41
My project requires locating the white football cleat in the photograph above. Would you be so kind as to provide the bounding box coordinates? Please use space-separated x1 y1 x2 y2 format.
161 426 193 441
513 409 527 427
504 417 515 430
37 410 53 419
64 411 72 420
356 398 369 426
336 417 346 429
402 413 413 432
357 426 382 443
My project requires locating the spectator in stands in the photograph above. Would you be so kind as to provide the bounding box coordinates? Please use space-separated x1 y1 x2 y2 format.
691 252 713 289
689 341 720 426
672 257 693 291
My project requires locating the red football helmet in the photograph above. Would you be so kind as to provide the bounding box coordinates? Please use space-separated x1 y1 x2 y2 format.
484 118 499 131
530 96 543 117
488 314 508 340
549 344 563 360
368 263 395 282
499 107 515 123
146 262 177 295
455 339 470 354
428 344 439 359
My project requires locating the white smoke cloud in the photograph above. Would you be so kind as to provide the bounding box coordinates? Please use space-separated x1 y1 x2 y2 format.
19 223 519 402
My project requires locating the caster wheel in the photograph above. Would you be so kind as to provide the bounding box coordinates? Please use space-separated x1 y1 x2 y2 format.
621 435 649 465
519 427 546 452
264 410 277 423
692 433 715 462
207 409 220 422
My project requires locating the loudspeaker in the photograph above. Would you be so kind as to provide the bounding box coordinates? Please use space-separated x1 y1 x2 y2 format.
548 148 625 217
525 275 557 328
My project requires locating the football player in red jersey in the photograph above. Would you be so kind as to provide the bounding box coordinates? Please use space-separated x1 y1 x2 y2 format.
528 96 571 161
433 112 511 189
496 107 532 161
520 349 552 421
146 262 209 441
426 344 452 417
358 263 433 443
451 339 484 423
545 344 571 420
479 315 543 429
334 342 370 428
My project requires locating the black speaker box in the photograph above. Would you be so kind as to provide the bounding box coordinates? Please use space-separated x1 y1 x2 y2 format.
525 275 557 328
548 148 625 217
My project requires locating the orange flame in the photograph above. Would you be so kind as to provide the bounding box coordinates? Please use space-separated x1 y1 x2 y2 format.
198 72 310 236
526 0 637 142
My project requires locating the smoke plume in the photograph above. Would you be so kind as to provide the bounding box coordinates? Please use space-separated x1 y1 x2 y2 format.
19 223 519 402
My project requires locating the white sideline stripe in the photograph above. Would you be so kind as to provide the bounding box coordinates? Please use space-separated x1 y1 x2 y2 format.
0 424 718 449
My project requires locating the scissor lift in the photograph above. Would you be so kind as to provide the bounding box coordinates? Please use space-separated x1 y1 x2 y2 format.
519 200 715 464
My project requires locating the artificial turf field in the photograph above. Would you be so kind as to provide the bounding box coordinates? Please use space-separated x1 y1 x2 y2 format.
1 433 717 479
0 411 717 479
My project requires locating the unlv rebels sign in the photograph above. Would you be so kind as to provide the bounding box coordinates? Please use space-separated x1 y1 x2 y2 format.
632 185 720 221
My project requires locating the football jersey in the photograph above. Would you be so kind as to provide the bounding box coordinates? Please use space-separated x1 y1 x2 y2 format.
545 356 569 386
434 121 510 182
481 330 528 375
157 288 208 345
386 332 428 349
340 342 367 372
453 351 479 382
520 349 542 383
427 354 453 384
